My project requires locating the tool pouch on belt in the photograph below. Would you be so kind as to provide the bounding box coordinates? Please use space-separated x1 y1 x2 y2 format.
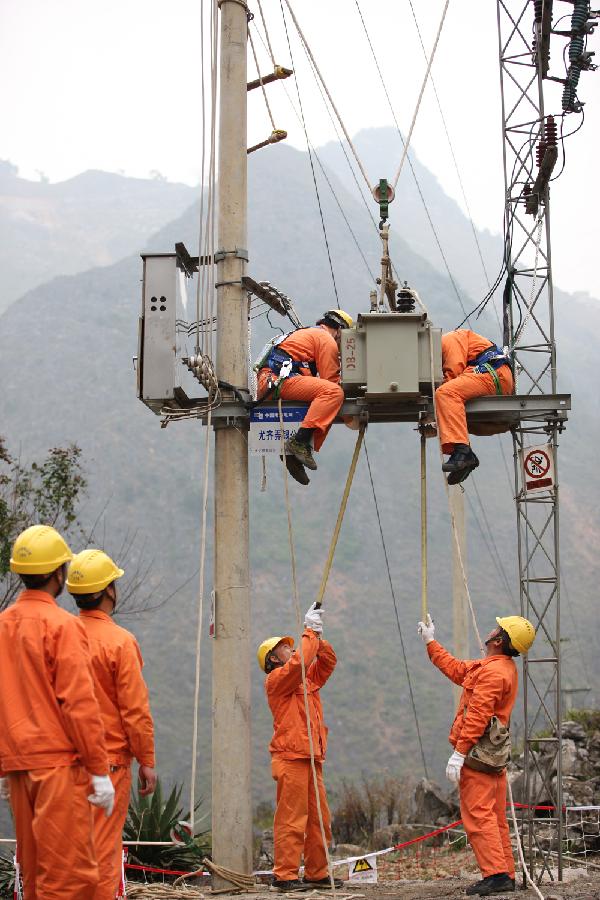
464 715 511 774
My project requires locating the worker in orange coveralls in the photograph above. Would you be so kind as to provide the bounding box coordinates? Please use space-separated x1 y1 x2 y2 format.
66 549 157 900
417 613 536 897
257 603 342 892
0 525 114 900
436 329 514 484
257 310 353 485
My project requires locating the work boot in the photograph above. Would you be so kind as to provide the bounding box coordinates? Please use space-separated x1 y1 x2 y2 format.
303 877 345 889
285 436 317 471
443 444 479 485
447 455 479 485
465 873 515 895
285 453 310 486
270 879 310 892
442 443 477 473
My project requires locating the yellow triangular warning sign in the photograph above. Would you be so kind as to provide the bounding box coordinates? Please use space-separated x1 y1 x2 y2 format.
352 858 373 873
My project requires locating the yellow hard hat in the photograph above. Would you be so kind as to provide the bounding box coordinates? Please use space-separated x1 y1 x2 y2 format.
10 525 73 575
67 549 124 595
496 615 536 654
257 635 294 672
322 309 354 329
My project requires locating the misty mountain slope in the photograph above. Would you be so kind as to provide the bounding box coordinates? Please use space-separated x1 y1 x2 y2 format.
0 160 196 313
0 143 598 814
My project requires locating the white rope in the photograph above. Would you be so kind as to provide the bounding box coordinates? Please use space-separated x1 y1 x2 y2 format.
189 410 212 827
281 0 372 193
426 325 485 654
248 26 277 131
256 0 276 67
391 0 451 191
507 780 546 900
277 401 336 893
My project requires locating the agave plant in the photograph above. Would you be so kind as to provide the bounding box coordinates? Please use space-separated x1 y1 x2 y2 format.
0 852 15 899
123 779 210 879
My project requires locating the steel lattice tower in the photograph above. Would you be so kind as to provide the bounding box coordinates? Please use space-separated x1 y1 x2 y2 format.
496 0 577 882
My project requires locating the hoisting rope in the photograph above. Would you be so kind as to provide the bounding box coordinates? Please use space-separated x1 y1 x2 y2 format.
391 0 451 191
314 427 365 609
277 399 337 894
420 430 428 623
426 324 485 655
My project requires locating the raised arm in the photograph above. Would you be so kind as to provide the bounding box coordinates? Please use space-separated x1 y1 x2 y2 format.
427 641 469 686
266 630 320 697
309 639 336 688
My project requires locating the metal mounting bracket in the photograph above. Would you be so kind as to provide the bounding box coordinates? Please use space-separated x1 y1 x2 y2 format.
214 248 249 263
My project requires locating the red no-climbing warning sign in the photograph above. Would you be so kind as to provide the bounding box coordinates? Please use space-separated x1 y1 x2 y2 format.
521 444 555 493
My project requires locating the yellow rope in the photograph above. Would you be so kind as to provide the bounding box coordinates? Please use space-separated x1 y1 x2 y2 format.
314 426 365 609
420 429 428 622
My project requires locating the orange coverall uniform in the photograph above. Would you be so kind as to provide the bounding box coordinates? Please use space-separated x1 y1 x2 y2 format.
258 326 344 451
0 589 109 900
79 609 156 900
266 630 337 881
427 640 518 879
436 330 514 454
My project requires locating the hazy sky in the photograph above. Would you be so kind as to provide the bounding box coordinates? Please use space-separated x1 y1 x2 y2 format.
2 0 599 298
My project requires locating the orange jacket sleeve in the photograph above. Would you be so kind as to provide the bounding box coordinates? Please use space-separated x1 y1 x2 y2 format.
115 638 156 767
455 666 507 755
427 640 469 686
266 630 320 697
313 331 341 383
309 639 336 688
52 618 109 775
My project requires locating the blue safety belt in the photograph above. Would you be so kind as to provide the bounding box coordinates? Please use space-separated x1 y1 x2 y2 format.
467 343 512 396
266 346 317 377
467 343 510 373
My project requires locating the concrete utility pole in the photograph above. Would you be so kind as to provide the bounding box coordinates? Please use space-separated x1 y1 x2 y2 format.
450 486 469 706
212 0 253 884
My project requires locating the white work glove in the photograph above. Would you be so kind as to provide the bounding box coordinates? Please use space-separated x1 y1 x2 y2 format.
417 613 435 644
0 778 9 802
304 602 323 635
446 750 466 784
88 774 115 817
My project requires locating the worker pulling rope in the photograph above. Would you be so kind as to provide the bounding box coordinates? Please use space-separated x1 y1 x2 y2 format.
422 325 546 897
277 399 337 893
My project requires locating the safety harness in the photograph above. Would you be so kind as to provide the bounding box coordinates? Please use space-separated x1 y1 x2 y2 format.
467 343 512 396
253 327 319 398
